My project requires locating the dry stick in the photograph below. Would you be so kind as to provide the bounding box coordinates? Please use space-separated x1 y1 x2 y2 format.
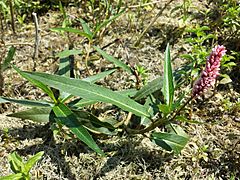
9 0 15 34
32 12 40 71
85 41 92 75
126 96 194 134
134 0 175 46
0 12 4 41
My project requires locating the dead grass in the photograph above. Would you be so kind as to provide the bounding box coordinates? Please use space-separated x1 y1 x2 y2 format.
0 0 240 179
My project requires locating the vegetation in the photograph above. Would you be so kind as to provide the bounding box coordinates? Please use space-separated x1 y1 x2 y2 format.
0 0 239 179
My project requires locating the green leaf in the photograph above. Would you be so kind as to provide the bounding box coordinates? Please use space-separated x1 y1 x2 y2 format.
68 89 137 109
83 69 116 83
7 108 51 123
158 104 171 115
12 65 57 103
56 49 82 59
140 96 156 126
73 110 116 135
8 152 24 174
171 92 185 111
68 98 97 109
180 54 194 62
21 71 150 118
1 46 16 71
175 116 203 124
59 1 67 19
93 46 132 74
151 125 189 154
52 103 105 155
0 173 23 180
219 74 232 84
223 62 236 68
0 96 52 107
50 27 92 39
151 132 189 154
162 43 174 106
58 57 71 77
93 10 124 35
79 18 93 39
24 151 44 175
134 77 163 101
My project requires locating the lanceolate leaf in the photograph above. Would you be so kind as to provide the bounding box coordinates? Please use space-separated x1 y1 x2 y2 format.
151 125 189 154
162 43 174 106
7 108 52 123
83 69 116 83
52 103 105 155
8 152 24 173
56 49 82 59
0 96 52 107
134 77 163 101
12 65 57 103
73 110 116 135
94 46 132 74
20 71 150 118
2 46 16 71
0 173 23 180
79 18 93 39
24 151 44 175
94 10 125 35
69 89 137 109
50 27 92 39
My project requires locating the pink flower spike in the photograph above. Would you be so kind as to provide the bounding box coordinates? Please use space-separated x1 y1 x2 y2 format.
192 45 226 97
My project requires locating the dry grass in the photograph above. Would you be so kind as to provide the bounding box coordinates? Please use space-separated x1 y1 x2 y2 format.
0 0 240 179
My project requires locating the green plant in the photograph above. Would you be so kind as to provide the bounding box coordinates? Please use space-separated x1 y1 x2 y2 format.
0 46 16 96
51 2 125 74
0 151 44 180
1 43 227 155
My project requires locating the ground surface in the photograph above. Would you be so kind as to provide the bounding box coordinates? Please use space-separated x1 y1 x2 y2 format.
0 0 240 179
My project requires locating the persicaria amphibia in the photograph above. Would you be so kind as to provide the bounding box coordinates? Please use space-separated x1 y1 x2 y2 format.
192 45 227 97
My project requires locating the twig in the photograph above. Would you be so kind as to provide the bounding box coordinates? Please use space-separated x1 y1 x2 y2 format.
9 0 15 34
32 12 40 71
134 0 175 46
0 12 4 41
85 41 91 75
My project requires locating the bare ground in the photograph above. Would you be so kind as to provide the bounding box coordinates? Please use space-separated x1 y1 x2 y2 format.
0 0 240 179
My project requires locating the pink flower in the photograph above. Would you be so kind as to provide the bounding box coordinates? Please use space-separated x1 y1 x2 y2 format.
192 45 227 97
